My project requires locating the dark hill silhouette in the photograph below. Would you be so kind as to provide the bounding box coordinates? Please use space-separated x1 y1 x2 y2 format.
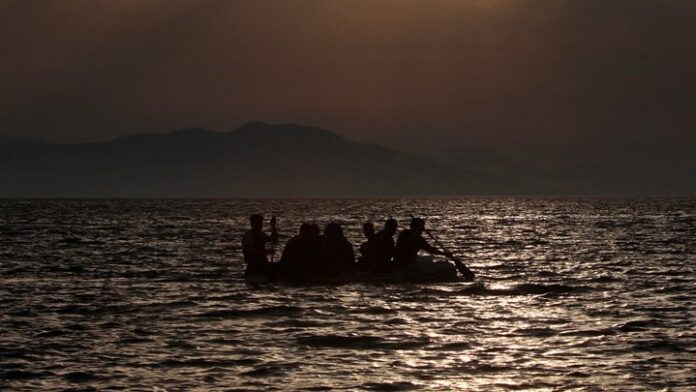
0 122 526 197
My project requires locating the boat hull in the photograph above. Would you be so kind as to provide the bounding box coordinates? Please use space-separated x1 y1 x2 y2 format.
245 257 460 284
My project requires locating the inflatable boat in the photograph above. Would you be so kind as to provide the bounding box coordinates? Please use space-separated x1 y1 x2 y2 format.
245 256 461 284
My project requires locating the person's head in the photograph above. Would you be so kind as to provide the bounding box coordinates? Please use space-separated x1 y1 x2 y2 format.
410 218 425 235
384 218 398 236
363 221 375 239
324 222 343 239
299 222 311 236
249 214 263 231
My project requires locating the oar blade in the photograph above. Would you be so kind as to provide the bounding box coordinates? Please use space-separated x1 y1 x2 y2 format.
453 258 475 281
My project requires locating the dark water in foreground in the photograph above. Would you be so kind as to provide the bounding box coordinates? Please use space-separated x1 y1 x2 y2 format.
1 198 695 391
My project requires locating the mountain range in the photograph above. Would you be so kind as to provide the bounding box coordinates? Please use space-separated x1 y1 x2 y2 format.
0 122 526 197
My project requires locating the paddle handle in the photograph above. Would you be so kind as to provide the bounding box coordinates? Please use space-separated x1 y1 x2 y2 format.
425 228 448 254
269 215 277 262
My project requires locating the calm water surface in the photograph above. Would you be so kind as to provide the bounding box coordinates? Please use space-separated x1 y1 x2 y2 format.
1 198 695 391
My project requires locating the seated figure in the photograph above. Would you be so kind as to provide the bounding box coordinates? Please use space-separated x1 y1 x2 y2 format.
319 222 355 274
279 222 320 277
357 221 377 270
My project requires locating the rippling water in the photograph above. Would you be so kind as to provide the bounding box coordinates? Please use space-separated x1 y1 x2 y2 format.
1 198 695 391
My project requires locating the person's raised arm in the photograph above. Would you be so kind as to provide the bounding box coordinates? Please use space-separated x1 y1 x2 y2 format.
419 237 451 257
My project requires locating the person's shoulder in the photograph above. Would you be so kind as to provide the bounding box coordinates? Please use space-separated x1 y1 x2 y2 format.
398 229 412 238
242 230 254 244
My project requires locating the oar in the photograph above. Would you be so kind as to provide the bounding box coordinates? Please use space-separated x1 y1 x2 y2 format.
424 228 475 281
410 215 475 280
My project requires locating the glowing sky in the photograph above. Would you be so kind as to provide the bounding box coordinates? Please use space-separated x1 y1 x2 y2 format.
1 0 695 193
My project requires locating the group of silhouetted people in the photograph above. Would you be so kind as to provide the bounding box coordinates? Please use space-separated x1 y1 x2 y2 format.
277 221 354 277
242 214 453 279
357 219 398 272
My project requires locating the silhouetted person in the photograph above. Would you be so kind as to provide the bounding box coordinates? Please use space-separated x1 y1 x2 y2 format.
308 223 321 268
308 223 320 239
319 222 355 272
357 221 377 269
373 218 398 271
280 223 309 265
280 222 320 275
394 218 450 266
242 214 278 276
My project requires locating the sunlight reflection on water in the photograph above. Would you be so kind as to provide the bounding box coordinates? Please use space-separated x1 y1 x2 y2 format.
0 198 695 390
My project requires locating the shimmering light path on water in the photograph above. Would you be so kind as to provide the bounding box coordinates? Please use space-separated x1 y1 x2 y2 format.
1 198 695 390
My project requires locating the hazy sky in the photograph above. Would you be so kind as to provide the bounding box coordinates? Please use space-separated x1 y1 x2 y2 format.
1 0 695 192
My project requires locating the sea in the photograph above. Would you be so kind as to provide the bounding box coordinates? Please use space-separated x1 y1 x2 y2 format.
1 198 695 391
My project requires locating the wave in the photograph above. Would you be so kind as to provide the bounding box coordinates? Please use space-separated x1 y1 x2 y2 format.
590 275 624 282
511 327 557 337
1 370 54 380
417 283 589 297
355 306 398 315
432 341 471 351
360 381 419 391
204 338 243 346
63 371 101 383
240 365 293 378
266 319 328 328
118 337 152 345
33 329 69 338
559 328 616 337
142 300 197 309
614 319 660 332
194 305 304 319
55 304 135 315
297 335 429 350
559 320 663 337
632 339 689 353
157 358 259 368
